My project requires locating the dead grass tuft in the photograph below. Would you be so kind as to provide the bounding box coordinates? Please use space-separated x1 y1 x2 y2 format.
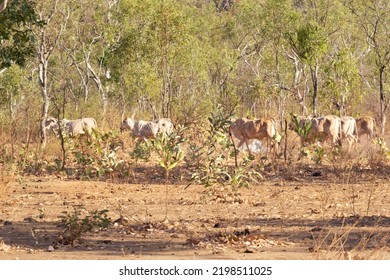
0 164 16 201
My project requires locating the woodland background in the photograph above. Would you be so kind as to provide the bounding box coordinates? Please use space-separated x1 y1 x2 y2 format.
0 0 389 147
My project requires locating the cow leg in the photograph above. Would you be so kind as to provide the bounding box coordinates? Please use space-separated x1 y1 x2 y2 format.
244 140 253 157
272 139 279 158
236 139 245 150
346 138 352 154
267 138 273 158
229 133 241 168
349 135 358 154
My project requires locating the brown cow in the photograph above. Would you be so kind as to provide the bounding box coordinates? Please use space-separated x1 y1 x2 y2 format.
289 114 342 147
356 116 376 140
229 117 280 162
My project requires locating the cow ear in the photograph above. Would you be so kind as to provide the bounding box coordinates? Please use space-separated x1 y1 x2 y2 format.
254 119 263 127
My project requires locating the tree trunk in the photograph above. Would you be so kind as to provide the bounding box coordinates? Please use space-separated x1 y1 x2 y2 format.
39 51 49 147
275 47 286 132
0 0 9 13
379 65 387 135
86 60 108 118
36 7 68 148
310 63 319 116
286 50 308 116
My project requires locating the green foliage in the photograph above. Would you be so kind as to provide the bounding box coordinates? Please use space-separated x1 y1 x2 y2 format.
184 143 203 168
149 125 186 179
111 0 206 115
58 207 111 245
129 140 152 165
372 138 390 160
290 114 312 139
190 107 233 187
288 22 329 65
207 107 232 152
110 0 240 118
223 166 263 191
323 47 361 109
69 130 125 178
0 65 23 107
190 106 261 192
0 0 43 68
310 144 327 164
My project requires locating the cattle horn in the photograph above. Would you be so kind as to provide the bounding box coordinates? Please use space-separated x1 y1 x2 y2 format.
131 108 138 119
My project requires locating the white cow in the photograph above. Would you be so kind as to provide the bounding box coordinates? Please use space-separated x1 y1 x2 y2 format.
63 118 97 136
156 118 174 135
340 116 358 153
120 117 174 140
45 117 97 137
44 117 59 134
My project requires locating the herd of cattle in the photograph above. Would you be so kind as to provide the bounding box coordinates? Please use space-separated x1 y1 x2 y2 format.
44 116 174 140
229 114 377 156
44 114 377 155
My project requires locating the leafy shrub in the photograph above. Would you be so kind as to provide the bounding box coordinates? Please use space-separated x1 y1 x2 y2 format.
70 130 125 178
58 208 111 245
129 140 152 165
148 125 186 179
190 106 233 187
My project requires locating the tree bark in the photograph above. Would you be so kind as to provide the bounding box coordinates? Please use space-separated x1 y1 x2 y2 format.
38 33 50 147
310 63 319 116
285 50 308 116
0 0 9 13
379 65 387 135
37 2 68 147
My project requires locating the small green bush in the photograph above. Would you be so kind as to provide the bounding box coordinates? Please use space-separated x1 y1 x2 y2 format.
58 207 111 245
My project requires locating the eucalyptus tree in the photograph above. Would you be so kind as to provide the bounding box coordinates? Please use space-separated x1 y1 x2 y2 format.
58 0 119 120
0 66 28 120
0 0 42 150
286 0 351 116
34 0 69 147
110 0 225 121
323 46 361 116
287 20 328 115
0 0 41 71
315 1 363 116
234 0 298 126
346 0 390 135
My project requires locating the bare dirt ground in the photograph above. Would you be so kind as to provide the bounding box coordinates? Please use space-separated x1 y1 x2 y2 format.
1 162 389 260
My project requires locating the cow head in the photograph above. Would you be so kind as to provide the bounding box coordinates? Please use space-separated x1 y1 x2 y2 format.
44 117 59 132
120 118 135 132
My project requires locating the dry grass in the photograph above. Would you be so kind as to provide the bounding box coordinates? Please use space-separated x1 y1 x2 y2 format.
310 219 389 260
0 164 16 201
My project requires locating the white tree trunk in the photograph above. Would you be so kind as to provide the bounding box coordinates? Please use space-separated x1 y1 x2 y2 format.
0 0 9 13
